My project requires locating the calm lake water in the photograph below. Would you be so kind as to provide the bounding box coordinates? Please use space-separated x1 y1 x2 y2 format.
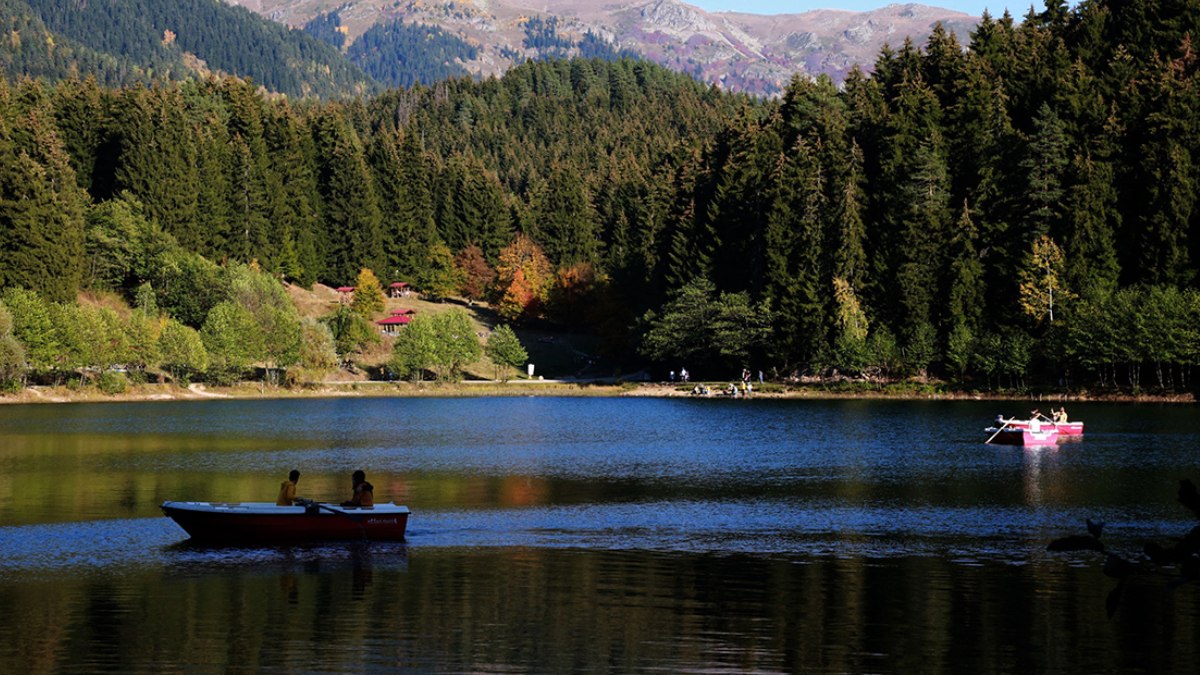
0 396 1198 673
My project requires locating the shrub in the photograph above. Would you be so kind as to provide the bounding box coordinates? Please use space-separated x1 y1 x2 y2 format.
97 371 128 395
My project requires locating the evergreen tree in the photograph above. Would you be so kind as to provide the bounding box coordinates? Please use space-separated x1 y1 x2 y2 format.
0 108 86 302
1020 103 1071 241
312 109 383 285
525 165 600 267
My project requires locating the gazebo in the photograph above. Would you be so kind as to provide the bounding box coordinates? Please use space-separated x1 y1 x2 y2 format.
376 314 411 335
389 282 410 298
336 286 355 303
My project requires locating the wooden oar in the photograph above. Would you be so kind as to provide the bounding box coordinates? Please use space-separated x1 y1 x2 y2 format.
985 417 1012 444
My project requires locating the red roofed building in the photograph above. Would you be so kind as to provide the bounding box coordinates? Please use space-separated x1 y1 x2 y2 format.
389 282 410 298
376 314 411 335
336 286 355 303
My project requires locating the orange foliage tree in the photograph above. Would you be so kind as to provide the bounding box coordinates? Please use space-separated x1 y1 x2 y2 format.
454 244 495 302
494 233 551 321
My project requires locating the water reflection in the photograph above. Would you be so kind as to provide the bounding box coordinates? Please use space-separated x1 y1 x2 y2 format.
1 546 1197 673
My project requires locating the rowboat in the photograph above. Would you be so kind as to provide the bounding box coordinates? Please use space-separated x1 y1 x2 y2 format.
161 501 410 542
984 425 1060 446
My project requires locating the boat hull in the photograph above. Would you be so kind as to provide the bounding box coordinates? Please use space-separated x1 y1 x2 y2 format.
162 501 409 542
1006 420 1084 436
985 427 1060 446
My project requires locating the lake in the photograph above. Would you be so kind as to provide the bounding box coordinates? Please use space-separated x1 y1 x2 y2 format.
0 397 1197 673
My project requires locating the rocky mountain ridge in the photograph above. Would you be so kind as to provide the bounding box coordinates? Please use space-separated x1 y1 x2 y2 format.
225 0 979 93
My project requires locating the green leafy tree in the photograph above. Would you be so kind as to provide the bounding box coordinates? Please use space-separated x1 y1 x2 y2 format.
159 318 208 385
388 316 437 382
430 309 481 382
641 277 772 376
484 325 527 381
0 302 26 387
151 249 227 328
296 317 338 381
321 304 379 358
227 264 302 381
200 301 263 384
0 287 60 373
124 308 160 372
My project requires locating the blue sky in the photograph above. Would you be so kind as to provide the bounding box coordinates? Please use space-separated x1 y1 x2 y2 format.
687 1 1027 16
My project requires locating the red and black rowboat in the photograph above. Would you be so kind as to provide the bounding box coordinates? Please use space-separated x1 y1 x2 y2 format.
161 501 410 543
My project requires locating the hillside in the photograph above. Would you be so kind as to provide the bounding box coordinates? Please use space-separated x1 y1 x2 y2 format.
0 0 376 97
232 0 979 93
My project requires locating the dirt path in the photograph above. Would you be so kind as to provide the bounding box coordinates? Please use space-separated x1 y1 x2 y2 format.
187 383 231 398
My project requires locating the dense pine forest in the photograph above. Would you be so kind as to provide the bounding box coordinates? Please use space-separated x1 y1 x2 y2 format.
0 0 376 96
1 0 1199 394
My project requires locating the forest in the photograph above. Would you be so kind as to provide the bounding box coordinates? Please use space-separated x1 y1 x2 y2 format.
1 0 1199 394
0 0 376 97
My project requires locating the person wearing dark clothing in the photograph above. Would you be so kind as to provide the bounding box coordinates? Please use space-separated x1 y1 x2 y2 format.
342 470 374 507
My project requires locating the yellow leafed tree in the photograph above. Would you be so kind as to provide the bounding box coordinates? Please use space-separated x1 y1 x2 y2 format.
1018 235 1075 323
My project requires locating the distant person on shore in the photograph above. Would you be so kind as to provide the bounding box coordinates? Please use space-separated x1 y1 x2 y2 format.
342 470 374 508
276 469 301 506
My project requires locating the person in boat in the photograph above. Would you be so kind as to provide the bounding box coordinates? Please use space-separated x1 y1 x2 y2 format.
341 470 374 508
276 469 301 506
1053 407 1068 423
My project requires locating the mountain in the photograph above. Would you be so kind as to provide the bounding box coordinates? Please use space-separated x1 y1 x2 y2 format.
0 0 376 97
228 0 979 94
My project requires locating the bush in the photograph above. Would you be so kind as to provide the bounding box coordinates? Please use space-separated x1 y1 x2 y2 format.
97 371 128 395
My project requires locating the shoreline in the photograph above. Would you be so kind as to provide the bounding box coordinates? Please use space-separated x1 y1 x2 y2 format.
1 380 1193 405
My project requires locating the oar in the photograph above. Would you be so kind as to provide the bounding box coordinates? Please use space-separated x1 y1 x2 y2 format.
310 501 370 539
297 499 368 522
985 417 1012 444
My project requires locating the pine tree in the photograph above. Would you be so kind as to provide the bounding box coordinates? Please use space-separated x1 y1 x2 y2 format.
312 109 383 285
1021 103 1071 241
0 110 86 303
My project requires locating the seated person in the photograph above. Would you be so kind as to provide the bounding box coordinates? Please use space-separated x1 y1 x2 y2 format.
341 470 374 508
276 469 301 506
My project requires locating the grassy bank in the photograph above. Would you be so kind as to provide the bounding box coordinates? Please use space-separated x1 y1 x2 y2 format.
2 379 1192 405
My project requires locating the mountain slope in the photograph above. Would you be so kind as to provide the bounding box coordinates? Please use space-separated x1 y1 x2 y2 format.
0 0 376 97
230 0 979 93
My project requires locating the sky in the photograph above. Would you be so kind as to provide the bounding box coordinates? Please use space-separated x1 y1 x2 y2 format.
686 1 1026 16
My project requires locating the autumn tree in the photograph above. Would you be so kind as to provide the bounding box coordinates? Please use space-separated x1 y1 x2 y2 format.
454 244 495 302
1019 234 1075 324
495 233 552 321
351 268 386 317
